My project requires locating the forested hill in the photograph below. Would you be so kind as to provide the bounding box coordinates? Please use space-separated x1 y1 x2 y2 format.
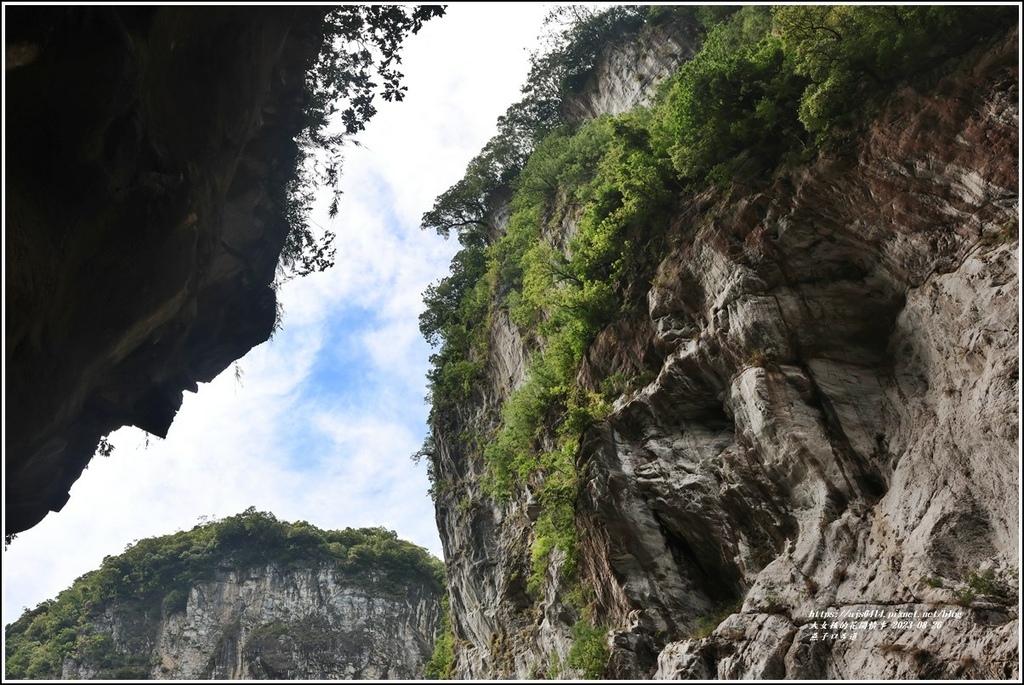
5 509 444 680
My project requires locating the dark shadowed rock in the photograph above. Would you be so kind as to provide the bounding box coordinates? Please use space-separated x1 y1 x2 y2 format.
5 6 325 536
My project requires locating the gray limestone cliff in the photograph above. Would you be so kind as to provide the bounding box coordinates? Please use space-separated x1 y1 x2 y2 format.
427 14 1019 681
61 566 441 680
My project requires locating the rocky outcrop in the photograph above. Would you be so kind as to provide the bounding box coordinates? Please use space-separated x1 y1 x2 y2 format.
433 23 1019 681
58 565 441 680
4 6 325 536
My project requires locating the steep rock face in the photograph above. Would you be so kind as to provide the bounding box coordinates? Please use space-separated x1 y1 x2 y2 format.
433 246 580 678
561 13 701 122
435 25 1019 680
5 7 324 536
58 564 441 680
431 22 703 679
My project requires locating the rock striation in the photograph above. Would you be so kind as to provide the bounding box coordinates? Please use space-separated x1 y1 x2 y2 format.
431 20 1019 681
60 566 441 680
4 6 325 537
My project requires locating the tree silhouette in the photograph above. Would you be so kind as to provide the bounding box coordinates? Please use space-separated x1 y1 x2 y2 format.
281 6 446 278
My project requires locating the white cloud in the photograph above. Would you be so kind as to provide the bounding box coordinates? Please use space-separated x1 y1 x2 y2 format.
3 4 549 628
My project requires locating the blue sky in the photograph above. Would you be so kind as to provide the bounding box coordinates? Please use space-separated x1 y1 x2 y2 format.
3 3 554 627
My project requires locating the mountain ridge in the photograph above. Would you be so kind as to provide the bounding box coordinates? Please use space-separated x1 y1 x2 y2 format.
4 509 444 680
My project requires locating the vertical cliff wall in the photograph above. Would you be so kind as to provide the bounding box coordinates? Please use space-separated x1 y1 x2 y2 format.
560 12 701 122
5 6 324 536
428 14 705 678
428 15 1019 680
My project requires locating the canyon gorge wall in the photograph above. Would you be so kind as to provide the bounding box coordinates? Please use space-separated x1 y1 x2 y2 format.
5 6 1018 681
426 13 1019 680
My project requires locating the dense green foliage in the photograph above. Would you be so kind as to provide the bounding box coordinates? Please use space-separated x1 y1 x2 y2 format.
773 5 1014 142
279 5 445 278
419 7 664 420
5 509 443 680
423 595 456 679
417 2 1012 671
657 7 807 185
566 619 611 679
419 6 651 241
